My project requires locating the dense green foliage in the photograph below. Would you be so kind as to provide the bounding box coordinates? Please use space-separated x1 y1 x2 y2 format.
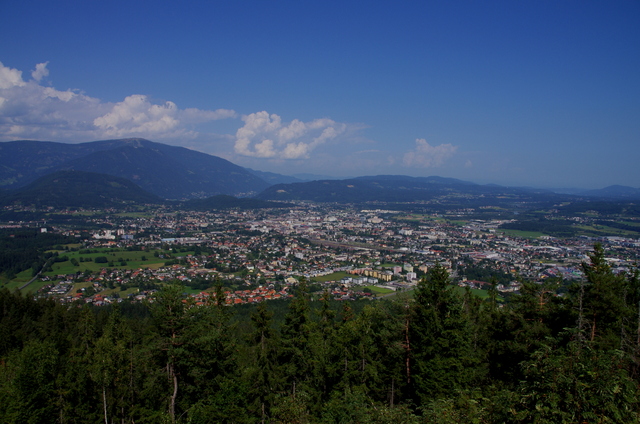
1 245 640 423
0 229 74 280
499 218 578 237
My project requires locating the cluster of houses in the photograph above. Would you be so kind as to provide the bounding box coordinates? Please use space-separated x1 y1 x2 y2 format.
14 202 639 306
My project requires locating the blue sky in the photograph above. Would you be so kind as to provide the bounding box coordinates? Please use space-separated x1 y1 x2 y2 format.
1 1 639 189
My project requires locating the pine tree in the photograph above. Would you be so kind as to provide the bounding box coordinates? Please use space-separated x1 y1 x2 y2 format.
149 283 187 424
579 243 627 349
308 289 338 405
248 301 278 423
409 264 477 404
279 280 311 398
0 339 59 424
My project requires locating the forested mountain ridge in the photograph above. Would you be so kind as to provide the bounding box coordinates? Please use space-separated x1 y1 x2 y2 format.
182 194 292 210
0 138 270 199
1 245 639 423
0 170 292 210
0 170 161 208
580 184 640 200
255 174 568 205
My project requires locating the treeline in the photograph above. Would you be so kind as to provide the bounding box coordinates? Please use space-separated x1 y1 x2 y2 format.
456 258 513 285
0 229 74 280
1 244 640 423
500 218 577 237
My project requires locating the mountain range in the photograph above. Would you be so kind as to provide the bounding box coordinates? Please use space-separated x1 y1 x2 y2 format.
580 185 640 200
255 175 563 204
0 170 291 210
0 170 161 208
0 138 638 208
0 138 269 199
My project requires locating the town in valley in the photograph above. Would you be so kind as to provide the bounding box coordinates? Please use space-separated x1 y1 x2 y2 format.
3 200 638 306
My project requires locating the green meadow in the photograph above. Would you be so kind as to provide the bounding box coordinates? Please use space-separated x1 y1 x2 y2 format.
3 246 199 291
497 229 547 239
311 271 352 283
362 285 394 295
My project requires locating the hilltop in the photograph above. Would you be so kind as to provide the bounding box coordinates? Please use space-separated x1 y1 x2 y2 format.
0 138 269 199
0 170 161 208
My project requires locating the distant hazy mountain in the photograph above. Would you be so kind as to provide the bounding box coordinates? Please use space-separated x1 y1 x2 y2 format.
245 169 304 185
579 185 640 200
255 174 565 204
291 173 347 181
244 169 346 184
548 187 588 195
0 170 161 208
0 138 270 199
182 194 291 211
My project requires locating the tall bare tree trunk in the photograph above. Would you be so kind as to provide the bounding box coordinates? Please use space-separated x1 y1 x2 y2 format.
389 378 395 407
636 299 640 348
404 316 411 384
168 362 178 424
103 385 108 424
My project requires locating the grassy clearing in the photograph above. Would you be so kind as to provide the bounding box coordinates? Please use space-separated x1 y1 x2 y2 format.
114 212 154 218
311 271 351 283
497 229 547 239
395 214 446 223
575 225 638 237
183 286 206 295
43 248 196 277
2 247 196 291
447 220 468 226
19 280 51 294
394 214 426 222
376 285 504 302
381 288 414 299
620 221 640 227
3 269 34 290
100 286 140 297
61 243 83 249
362 285 394 295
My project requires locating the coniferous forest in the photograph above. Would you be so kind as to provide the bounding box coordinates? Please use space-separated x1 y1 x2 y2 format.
1 244 640 423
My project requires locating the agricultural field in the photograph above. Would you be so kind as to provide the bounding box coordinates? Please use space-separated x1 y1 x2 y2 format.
2 269 38 291
575 224 639 238
497 229 547 239
394 214 445 223
1 245 199 291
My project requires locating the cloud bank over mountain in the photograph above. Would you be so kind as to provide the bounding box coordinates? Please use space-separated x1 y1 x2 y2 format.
0 61 235 142
0 61 458 174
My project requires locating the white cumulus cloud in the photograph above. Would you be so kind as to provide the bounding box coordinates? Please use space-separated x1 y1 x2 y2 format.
0 61 26 89
0 61 236 143
31 62 50 82
403 138 457 168
0 61 359 163
234 111 347 159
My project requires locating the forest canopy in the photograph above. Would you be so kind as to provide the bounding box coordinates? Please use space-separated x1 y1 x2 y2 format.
1 245 639 423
